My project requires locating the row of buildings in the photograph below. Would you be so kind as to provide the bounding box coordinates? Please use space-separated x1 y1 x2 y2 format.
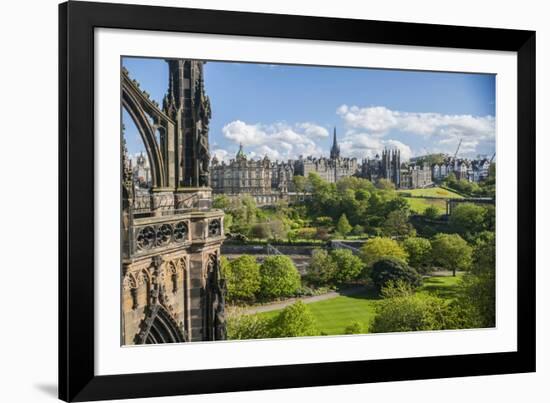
134 128 492 205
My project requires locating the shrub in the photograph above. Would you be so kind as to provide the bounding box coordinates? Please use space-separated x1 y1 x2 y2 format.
344 321 364 335
226 311 272 340
271 301 318 337
336 214 352 237
259 255 301 299
315 227 331 241
315 216 333 227
423 206 440 220
371 292 450 333
250 222 270 239
351 224 365 236
330 249 364 284
370 258 422 292
295 227 317 240
360 237 409 268
224 255 260 302
305 249 337 286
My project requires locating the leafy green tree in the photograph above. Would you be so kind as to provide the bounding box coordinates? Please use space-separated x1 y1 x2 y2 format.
220 256 230 276
449 203 487 237
376 178 396 190
471 231 496 276
449 273 495 329
445 172 457 186
224 255 261 302
351 224 365 236
268 219 289 240
293 175 306 194
271 301 318 337
344 321 364 335
370 258 422 292
423 205 440 220
230 196 258 236
483 205 496 232
360 237 409 268
385 197 410 215
402 237 433 271
315 216 333 227
336 213 352 237
226 311 272 340
371 292 450 333
431 233 473 276
315 227 331 241
448 231 495 329
212 194 231 210
223 213 234 233
305 249 337 286
330 249 364 284
250 222 271 239
383 209 415 237
259 255 301 299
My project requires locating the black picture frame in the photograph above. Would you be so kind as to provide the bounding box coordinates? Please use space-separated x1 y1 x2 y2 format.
59 1 536 401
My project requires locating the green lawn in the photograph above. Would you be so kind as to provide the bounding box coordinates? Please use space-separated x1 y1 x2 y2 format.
417 274 463 300
260 292 379 335
397 186 464 198
257 275 462 336
403 197 447 214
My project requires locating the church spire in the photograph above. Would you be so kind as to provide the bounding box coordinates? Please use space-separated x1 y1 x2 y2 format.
236 143 246 160
330 127 340 159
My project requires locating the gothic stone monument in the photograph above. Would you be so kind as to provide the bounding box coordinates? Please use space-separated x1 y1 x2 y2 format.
121 59 226 344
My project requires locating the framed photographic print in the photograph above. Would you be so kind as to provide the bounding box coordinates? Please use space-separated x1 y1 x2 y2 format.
59 1 536 401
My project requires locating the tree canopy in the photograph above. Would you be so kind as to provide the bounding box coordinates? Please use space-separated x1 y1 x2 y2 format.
336 213 352 237
330 249 364 284
402 236 433 271
360 237 409 268
270 301 319 337
223 255 261 302
369 258 422 292
430 233 473 276
259 255 301 299
449 203 487 237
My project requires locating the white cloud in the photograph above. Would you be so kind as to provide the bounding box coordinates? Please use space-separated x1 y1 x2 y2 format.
221 120 325 161
339 134 413 161
336 105 495 150
296 122 329 138
211 149 230 162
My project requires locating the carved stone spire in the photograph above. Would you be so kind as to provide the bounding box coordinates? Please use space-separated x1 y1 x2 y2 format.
330 127 340 160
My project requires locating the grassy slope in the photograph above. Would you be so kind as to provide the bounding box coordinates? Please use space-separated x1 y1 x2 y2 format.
397 187 464 198
403 197 447 214
398 186 463 214
258 275 462 335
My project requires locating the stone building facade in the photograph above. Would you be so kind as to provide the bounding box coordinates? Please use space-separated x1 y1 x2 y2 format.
293 128 359 183
400 163 433 189
359 149 402 188
210 144 294 205
121 59 226 345
431 157 491 183
132 152 151 188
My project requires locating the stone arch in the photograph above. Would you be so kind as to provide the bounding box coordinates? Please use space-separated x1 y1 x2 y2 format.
122 84 164 188
122 72 176 189
136 304 186 344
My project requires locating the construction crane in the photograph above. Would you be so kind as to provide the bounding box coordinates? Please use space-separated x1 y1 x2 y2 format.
453 138 462 159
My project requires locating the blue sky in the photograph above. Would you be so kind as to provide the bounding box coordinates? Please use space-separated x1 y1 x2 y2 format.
122 57 495 163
